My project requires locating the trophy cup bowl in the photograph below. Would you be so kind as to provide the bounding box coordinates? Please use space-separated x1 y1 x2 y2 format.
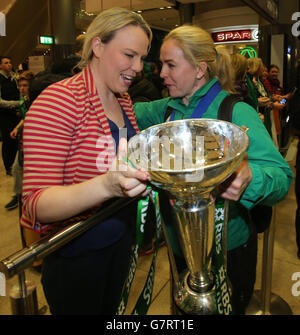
128 119 249 314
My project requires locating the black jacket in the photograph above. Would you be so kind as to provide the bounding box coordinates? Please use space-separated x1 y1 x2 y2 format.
0 72 19 114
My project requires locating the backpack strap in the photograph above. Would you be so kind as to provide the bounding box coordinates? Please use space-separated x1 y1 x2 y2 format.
165 94 241 123
217 94 242 122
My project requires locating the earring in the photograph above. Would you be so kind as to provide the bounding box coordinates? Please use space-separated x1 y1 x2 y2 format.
196 75 201 79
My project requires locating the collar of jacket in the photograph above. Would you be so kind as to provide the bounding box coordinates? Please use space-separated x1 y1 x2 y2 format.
0 70 15 80
167 78 219 113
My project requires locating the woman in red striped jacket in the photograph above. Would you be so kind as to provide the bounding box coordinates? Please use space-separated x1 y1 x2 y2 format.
21 7 152 315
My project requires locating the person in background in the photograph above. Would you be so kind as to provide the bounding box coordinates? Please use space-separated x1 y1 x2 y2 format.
231 56 274 235
5 70 43 270
246 58 271 113
5 71 34 211
134 25 293 314
230 53 256 108
263 64 293 140
247 57 287 148
0 56 21 176
265 65 283 95
260 64 269 83
149 62 164 98
18 57 29 73
21 7 152 315
29 57 77 103
66 34 86 74
74 34 85 58
128 69 161 103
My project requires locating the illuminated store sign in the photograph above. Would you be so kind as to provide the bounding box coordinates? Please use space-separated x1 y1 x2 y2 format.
212 30 252 42
210 25 259 44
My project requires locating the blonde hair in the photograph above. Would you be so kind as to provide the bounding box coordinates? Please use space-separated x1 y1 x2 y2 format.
18 70 35 82
78 7 152 69
247 57 263 76
231 53 248 81
74 34 85 53
163 25 234 92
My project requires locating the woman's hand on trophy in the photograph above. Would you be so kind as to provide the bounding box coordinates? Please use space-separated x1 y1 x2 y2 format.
104 137 150 198
217 153 253 201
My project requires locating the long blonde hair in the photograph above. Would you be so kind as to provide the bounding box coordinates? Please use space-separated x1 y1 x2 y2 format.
163 25 234 92
231 53 248 81
78 7 152 69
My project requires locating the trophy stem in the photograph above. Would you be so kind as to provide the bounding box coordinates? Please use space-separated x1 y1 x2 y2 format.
173 194 215 294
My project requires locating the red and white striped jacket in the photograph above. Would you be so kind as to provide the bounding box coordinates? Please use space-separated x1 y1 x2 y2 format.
21 65 139 233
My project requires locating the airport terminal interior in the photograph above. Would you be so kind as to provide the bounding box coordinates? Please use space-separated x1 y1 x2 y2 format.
1 0 300 316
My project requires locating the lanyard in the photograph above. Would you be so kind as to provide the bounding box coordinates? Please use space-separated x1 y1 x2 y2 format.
213 198 234 315
116 189 162 315
170 81 222 121
117 192 233 315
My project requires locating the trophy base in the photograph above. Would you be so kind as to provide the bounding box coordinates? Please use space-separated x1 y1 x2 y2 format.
173 270 217 315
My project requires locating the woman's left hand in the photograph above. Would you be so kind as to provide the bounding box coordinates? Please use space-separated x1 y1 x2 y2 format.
217 153 253 201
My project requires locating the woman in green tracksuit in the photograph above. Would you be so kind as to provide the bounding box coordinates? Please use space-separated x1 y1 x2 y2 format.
134 25 293 314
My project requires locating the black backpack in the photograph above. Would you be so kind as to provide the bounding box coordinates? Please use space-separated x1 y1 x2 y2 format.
163 94 272 233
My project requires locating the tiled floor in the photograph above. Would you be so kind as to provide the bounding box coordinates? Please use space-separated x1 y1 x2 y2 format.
0 139 299 315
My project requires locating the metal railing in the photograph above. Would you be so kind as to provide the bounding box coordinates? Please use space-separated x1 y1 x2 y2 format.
0 197 136 279
246 205 293 315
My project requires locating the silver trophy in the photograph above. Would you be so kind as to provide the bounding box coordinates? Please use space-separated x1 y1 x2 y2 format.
128 119 249 314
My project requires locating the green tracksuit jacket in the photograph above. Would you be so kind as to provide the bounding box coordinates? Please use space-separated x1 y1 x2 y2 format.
134 78 293 251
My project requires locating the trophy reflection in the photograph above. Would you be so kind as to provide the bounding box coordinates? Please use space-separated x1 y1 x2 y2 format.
128 119 249 314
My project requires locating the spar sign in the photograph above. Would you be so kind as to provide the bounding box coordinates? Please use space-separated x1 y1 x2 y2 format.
211 25 259 45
